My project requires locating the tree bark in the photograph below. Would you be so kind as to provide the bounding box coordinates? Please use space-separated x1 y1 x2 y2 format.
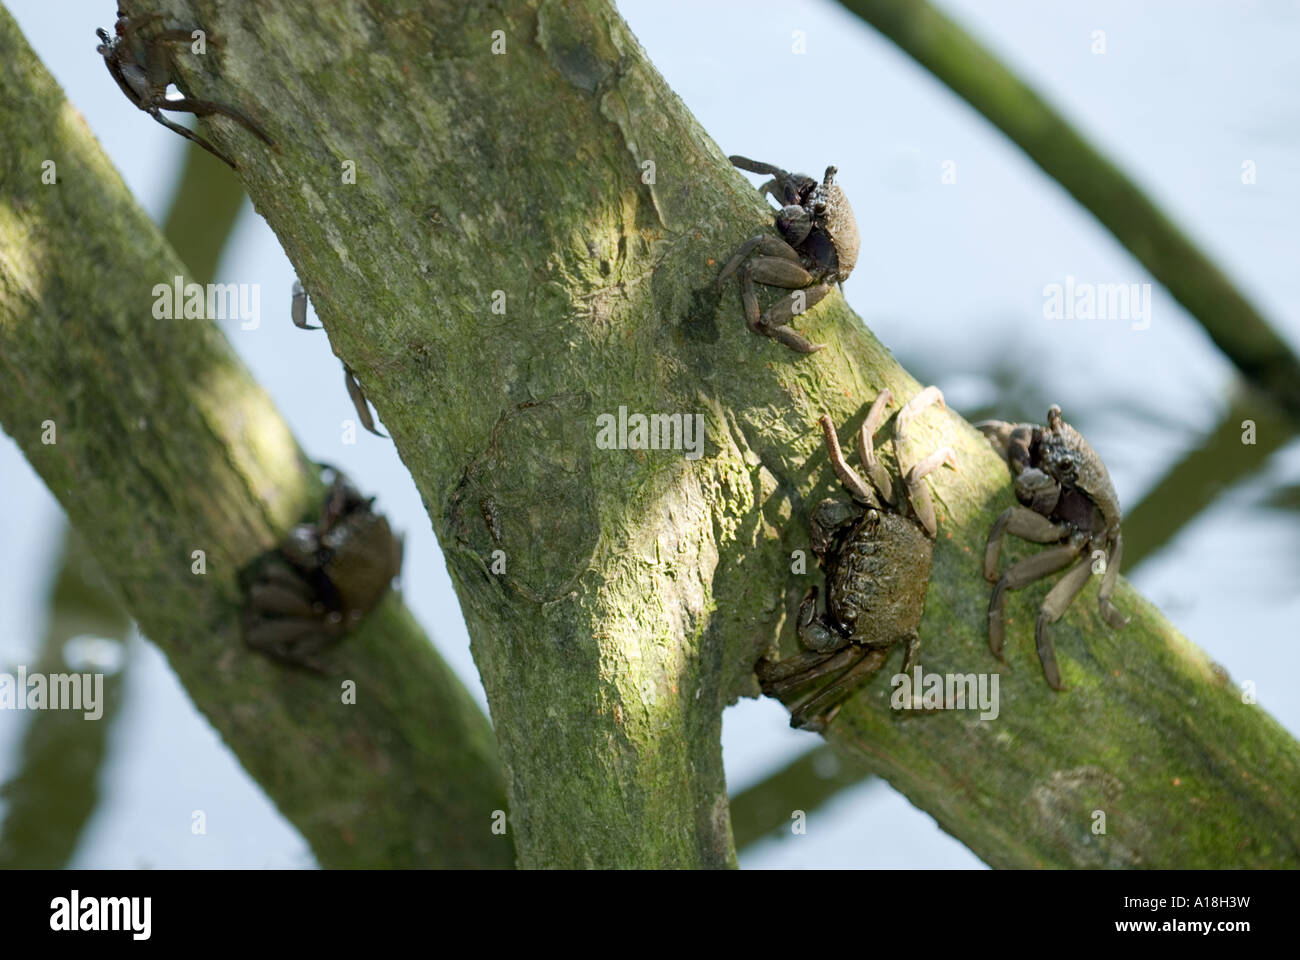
0 6 512 869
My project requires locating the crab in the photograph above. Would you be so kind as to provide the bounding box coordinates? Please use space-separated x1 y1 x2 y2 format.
716 155 860 354
977 405 1129 690
290 280 387 437
243 467 403 672
757 387 958 730
96 9 274 169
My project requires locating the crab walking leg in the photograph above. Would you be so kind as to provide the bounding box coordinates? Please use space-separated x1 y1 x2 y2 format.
249 581 317 618
857 389 896 506
1097 531 1130 629
983 505 1072 582
145 107 236 168
901 446 958 539
987 542 1081 661
291 280 320 329
343 362 387 438
1034 557 1094 690
757 646 843 687
761 645 866 698
819 414 877 506
716 234 802 290
762 284 831 353
728 155 786 177
161 96 276 147
893 385 946 441
890 385 955 535
788 646 891 730
747 257 813 289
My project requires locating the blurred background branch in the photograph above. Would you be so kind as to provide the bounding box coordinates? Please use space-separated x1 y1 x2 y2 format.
0 141 239 868
0 529 130 868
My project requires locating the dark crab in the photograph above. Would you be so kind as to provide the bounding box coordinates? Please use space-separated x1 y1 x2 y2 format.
96 9 274 169
757 387 957 730
977 405 1129 690
243 468 403 672
290 280 387 438
716 155 860 354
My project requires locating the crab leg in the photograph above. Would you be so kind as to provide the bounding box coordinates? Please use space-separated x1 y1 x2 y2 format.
857 389 895 506
291 280 320 329
987 541 1081 662
159 95 276 146
902 446 958 539
343 362 387 438
1035 557 1094 690
893 385 945 440
737 264 762 333
983 505 1071 582
787 646 891 731
760 645 864 697
728 155 786 177
819 414 877 506
1097 532 1130 629
250 582 317 618
716 234 801 290
760 285 830 353
144 106 236 168
747 257 813 289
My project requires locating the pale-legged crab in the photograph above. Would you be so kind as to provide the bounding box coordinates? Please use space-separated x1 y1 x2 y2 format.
977 405 1129 690
96 9 274 169
716 156 860 354
243 468 403 672
758 387 957 730
291 280 387 438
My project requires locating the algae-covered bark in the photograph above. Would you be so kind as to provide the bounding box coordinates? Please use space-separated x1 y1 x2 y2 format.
0 7 511 868
109 0 1300 868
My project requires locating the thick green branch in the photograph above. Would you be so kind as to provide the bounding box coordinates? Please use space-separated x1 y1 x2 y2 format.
0 8 512 868
132 0 1300 868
